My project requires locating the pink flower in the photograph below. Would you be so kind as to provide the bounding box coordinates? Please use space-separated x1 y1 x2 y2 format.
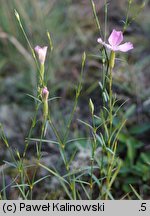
97 29 133 52
34 46 48 64
42 86 49 101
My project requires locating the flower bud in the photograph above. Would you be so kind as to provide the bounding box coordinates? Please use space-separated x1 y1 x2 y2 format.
42 87 49 121
89 98 94 115
34 45 48 64
42 87 49 101
14 10 20 21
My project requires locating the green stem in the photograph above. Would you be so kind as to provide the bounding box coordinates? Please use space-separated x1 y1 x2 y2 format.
63 94 78 145
123 0 132 32
37 120 46 159
109 66 113 137
105 51 115 199
63 52 86 145
40 64 45 87
90 112 97 199
15 10 39 71
48 116 68 168
108 51 115 138
23 103 40 158
104 0 108 42
48 115 75 199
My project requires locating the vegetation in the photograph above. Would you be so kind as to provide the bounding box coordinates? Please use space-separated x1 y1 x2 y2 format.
0 0 149 200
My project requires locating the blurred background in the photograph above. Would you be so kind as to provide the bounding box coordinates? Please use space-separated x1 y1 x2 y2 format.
0 0 150 199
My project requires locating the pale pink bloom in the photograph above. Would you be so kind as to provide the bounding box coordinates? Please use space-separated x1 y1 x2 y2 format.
97 29 133 52
42 86 49 94
42 87 49 100
34 46 48 64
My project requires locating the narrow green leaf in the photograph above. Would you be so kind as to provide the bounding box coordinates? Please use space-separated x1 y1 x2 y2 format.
38 163 69 185
11 184 29 188
129 184 142 200
26 94 41 103
14 182 28 200
63 166 99 178
72 179 90 185
81 183 90 200
33 175 51 186
77 119 93 130
47 31 53 51
27 138 59 145
96 134 106 148
48 97 61 102
109 160 122 188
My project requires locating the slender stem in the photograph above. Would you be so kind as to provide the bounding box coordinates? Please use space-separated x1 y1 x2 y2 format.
63 94 78 145
123 0 132 32
105 51 115 199
90 111 97 199
104 0 108 42
90 0 101 34
15 10 39 71
109 66 113 137
48 115 76 199
108 51 115 138
37 120 46 159
23 103 40 158
40 64 45 87
105 74 112 199
20 168 26 198
63 52 86 145
48 116 68 168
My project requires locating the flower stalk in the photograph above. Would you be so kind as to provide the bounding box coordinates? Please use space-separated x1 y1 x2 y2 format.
34 45 48 88
97 29 133 199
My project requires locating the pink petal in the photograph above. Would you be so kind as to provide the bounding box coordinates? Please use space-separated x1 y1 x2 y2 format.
117 42 133 52
97 38 112 50
108 29 123 47
42 46 48 54
97 38 103 44
34 45 48 64
42 87 48 95
34 45 41 53
42 86 49 100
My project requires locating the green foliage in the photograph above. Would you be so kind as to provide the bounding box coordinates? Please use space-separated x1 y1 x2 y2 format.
0 0 149 200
